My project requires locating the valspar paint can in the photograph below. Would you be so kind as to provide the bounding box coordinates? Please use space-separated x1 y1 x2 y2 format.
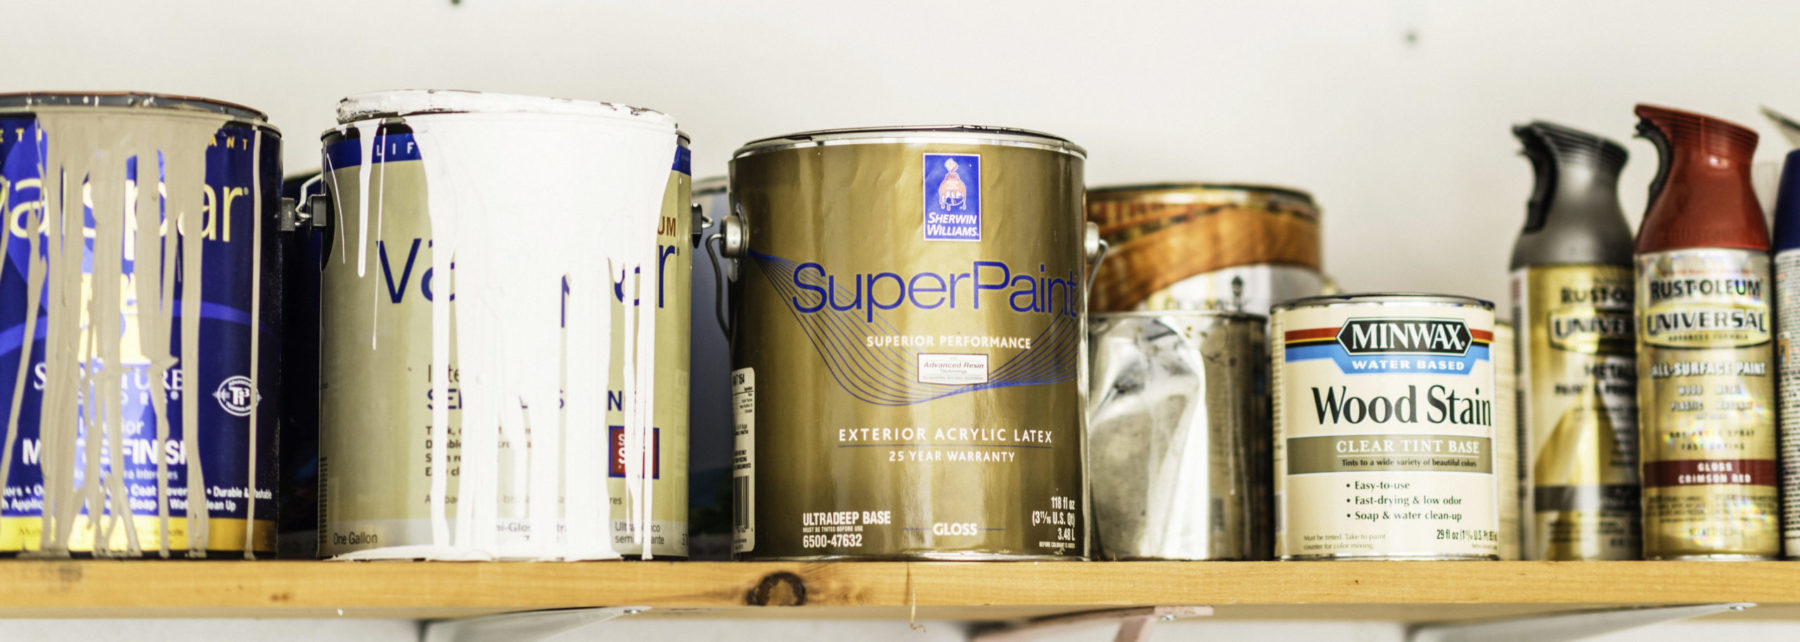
1087 183 1323 316
723 125 1096 560
1087 311 1269 560
1272 294 1498 560
318 90 690 560
0 92 283 557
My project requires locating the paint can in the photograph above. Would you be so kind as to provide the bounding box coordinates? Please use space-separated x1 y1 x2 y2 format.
1492 321 1519 560
317 90 690 560
1087 183 1323 316
720 125 1098 560
1087 311 1270 560
1776 147 1800 557
688 175 732 560
275 170 326 559
1272 293 1499 560
0 92 283 557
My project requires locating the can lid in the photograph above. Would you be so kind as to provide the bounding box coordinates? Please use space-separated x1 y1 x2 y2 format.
733 125 1085 159
337 90 678 131
1086 182 1315 205
1271 292 1494 312
0 91 268 122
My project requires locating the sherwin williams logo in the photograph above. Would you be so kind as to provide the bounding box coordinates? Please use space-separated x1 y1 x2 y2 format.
923 154 980 241
1337 319 1472 356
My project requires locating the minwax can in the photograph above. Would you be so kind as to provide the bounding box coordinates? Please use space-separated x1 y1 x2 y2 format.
1087 183 1323 316
1772 146 1800 557
724 125 1094 560
1634 104 1777 560
1507 121 1639 560
1273 294 1499 561
0 92 283 557
318 90 691 560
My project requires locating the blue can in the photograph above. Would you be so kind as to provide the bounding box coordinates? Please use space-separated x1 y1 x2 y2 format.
0 92 283 557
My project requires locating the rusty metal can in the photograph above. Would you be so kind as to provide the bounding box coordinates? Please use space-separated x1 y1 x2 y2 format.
723 125 1097 560
1087 183 1323 316
1087 311 1270 560
1272 293 1499 560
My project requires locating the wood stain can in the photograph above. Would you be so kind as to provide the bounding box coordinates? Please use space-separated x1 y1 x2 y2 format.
0 92 284 557
1272 294 1499 560
317 91 691 560
723 126 1094 560
1086 183 1323 316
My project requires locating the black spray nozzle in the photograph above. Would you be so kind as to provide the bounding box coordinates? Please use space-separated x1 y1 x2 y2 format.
1512 121 1628 234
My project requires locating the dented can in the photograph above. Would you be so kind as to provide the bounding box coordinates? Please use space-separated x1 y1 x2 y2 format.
725 125 1094 560
1087 311 1270 560
1273 294 1499 560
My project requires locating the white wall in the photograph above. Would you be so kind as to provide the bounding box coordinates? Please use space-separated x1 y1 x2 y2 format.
7 0 1800 639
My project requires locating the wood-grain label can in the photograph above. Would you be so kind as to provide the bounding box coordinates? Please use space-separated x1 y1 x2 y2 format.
1273 294 1498 560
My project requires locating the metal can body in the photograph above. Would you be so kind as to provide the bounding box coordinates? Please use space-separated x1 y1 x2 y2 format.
1272 294 1499 560
1635 249 1778 559
1492 322 1520 560
688 176 732 560
1782 245 1800 557
1512 265 1639 560
318 92 691 560
0 93 283 556
1088 184 1322 316
1087 312 1269 560
729 126 1089 560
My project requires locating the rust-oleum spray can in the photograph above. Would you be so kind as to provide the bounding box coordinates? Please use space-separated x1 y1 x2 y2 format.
1773 145 1800 557
1633 104 1778 560
1508 121 1639 561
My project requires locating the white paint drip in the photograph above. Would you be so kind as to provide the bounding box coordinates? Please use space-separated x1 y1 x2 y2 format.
0 107 233 557
331 90 675 561
354 122 377 279
244 129 263 560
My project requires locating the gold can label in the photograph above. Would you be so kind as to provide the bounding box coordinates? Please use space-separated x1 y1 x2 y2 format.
1635 249 1778 558
1273 298 1498 559
1512 265 1639 560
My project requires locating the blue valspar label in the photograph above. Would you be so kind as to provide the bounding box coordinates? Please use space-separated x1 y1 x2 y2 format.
0 114 282 553
1284 318 1491 375
923 153 980 241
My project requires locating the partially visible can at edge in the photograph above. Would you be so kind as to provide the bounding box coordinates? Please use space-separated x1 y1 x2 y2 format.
1273 293 1499 560
726 125 1093 560
276 171 326 559
318 92 691 559
688 176 732 561
1493 322 1520 560
1088 311 1270 560
0 92 283 556
1087 183 1323 316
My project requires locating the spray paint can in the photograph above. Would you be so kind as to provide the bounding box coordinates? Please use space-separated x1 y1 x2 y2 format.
1772 145 1800 557
1633 104 1777 560
1492 322 1520 560
0 92 284 557
1507 121 1639 561
722 125 1097 560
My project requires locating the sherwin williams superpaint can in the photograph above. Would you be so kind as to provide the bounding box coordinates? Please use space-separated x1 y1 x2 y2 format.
1493 322 1520 560
318 91 691 560
688 176 732 560
1634 104 1777 560
1087 183 1323 316
726 126 1091 560
1272 294 1499 561
1770 147 1800 557
0 92 283 556
1508 121 1640 561
1087 311 1269 560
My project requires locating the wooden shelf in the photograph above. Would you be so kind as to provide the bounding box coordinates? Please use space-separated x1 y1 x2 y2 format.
1 561 1797 623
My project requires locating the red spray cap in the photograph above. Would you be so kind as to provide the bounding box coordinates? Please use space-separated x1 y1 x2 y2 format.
1633 103 1768 252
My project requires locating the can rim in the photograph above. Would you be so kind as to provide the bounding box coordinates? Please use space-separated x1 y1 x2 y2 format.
1087 182 1315 204
336 89 679 130
1089 310 1269 322
1271 292 1495 312
733 125 1086 159
0 91 269 123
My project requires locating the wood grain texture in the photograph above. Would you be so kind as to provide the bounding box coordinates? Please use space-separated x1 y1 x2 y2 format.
0 561 1796 621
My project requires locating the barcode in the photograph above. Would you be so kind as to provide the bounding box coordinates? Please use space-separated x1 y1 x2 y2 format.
734 475 750 532
315 456 328 553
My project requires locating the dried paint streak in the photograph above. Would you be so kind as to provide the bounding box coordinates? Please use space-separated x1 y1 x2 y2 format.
0 108 232 557
333 101 673 561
